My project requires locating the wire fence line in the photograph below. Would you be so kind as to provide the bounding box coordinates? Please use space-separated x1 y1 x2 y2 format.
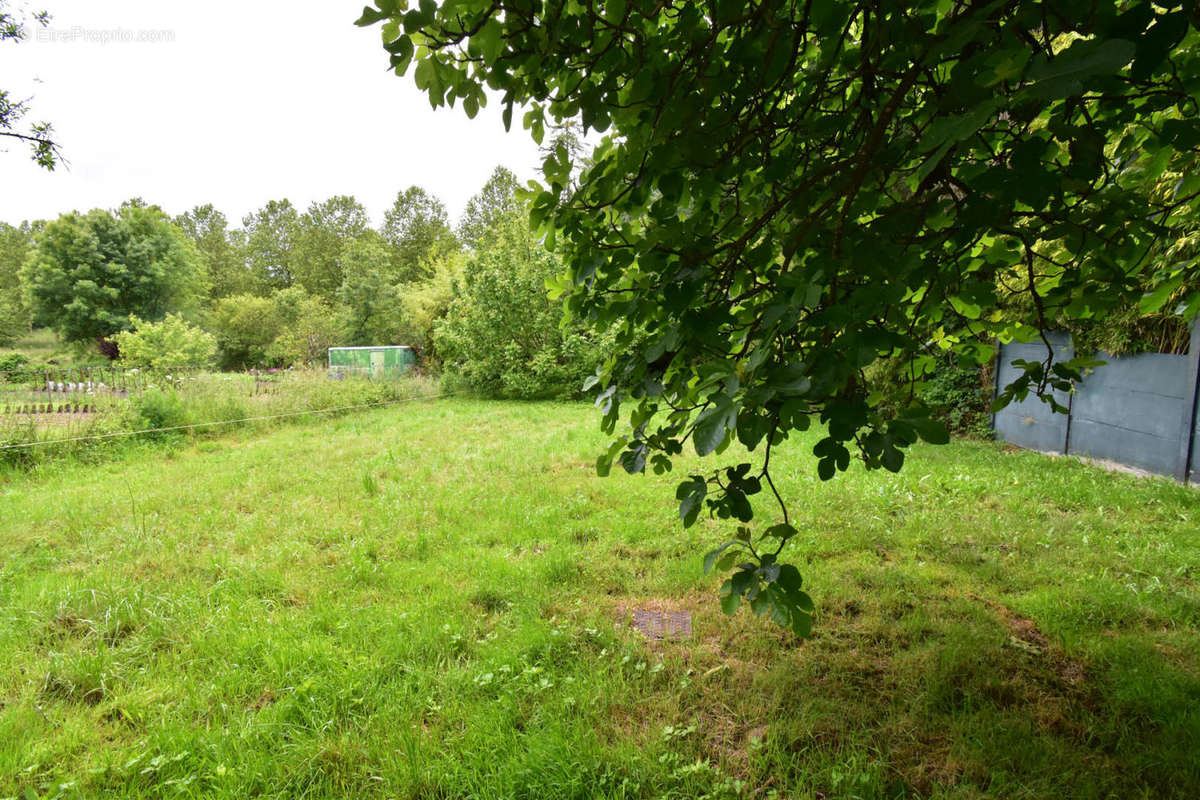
0 392 456 451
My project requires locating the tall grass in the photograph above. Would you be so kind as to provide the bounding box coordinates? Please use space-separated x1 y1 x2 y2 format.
0 369 440 470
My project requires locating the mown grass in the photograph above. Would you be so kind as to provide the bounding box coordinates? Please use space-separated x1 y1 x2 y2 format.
0 399 1197 799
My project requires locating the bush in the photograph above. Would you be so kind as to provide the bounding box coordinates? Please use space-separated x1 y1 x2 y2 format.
0 353 29 373
870 349 993 438
0 353 61 385
919 354 994 438
113 315 217 369
434 216 608 399
206 294 285 369
397 252 464 366
127 388 190 433
267 294 344 367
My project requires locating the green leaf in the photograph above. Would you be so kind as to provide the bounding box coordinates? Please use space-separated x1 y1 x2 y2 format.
817 457 835 481
919 100 998 153
775 563 804 593
880 444 904 472
693 398 735 456
750 590 770 616
676 477 707 527
502 97 514 131
413 58 435 91
474 18 505 62
789 609 813 638
596 452 614 477
355 6 390 27
603 0 627 26
1139 275 1184 314
770 361 810 395
719 580 740 615
1028 38 1136 84
619 442 647 474
906 416 950 445
736 412 770 450
763 523 797 542
703 542 733 574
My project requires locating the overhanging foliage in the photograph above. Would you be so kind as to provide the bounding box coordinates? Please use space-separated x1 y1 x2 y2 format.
359 0 1200 633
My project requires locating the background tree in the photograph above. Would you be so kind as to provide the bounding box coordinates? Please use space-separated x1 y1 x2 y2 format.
23 204 205 354
0 221 34 345
293 195 371 298
242 200 300 292
337 231 405 345
175 205 252 299
362 0 1200 634
397 250 465 364
381 186 459 282
456 166 522 250
0 3 58 168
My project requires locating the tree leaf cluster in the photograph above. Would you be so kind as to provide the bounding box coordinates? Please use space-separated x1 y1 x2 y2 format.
361 0 1200 633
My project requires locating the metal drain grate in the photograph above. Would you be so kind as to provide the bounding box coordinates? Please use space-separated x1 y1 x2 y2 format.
631 609 692 640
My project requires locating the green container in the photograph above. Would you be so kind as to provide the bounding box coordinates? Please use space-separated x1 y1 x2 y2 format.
328 346 416 378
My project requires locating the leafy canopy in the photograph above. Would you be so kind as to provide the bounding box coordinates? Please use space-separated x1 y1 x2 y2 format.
175 205 254 299
360 0 1200 633
338 231 408 345
0 221 34 345
23 204 206 348
205 293 286 369
457 165 523 250
241 200 301 292
382 186 459 281
294 195 372 298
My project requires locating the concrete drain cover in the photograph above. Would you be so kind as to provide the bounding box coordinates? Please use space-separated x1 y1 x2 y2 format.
632 609 692 640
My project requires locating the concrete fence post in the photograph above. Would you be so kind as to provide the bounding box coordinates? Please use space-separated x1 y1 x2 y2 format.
1177 318 1200 485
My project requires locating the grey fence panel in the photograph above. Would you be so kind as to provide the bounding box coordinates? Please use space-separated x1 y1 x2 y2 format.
993 334 1073 454
1185 322 1200 484
994 324 1200 483
1069 352 1188 475
1192 410 1200 483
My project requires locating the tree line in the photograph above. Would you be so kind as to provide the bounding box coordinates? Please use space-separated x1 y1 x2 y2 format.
0 164 609 398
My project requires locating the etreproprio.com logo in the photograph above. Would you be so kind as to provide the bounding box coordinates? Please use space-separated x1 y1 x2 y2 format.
35 26 176 45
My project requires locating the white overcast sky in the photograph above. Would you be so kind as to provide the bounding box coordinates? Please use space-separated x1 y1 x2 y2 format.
0 0 545 227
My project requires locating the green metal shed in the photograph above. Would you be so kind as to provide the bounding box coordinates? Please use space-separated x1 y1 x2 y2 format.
328 346 416 378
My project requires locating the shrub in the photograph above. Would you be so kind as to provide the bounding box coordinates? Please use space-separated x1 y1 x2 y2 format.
919 354 994 438
267 294 344 367
206 294 284 369
0 353 29 372
869 349 994 438
127 388 189 433
434 215 608 399
398 252 465 366
113 315 217 369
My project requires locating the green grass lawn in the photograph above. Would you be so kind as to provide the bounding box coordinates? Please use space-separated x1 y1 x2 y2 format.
1 399 1197 799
